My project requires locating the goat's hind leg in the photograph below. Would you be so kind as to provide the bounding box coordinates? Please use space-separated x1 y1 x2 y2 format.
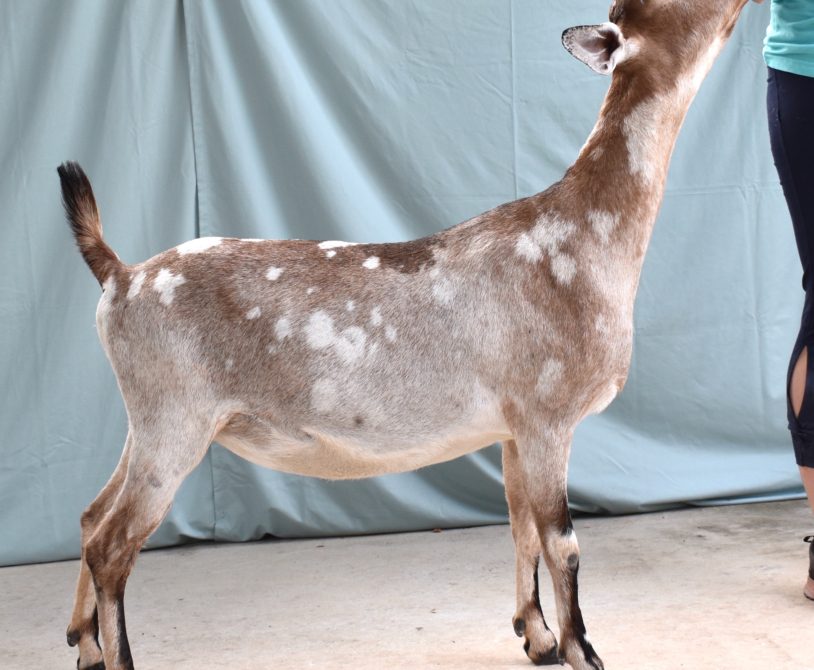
68 434 132 670
503 440 559 665
84 417 213 670
516 429 603 670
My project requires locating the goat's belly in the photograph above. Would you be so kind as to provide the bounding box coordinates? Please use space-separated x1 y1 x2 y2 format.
216 418 511 480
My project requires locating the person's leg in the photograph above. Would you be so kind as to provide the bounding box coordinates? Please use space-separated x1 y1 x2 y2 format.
800 467 814 600
800 467 814 516
785 317 814 599
767 65 814 597
767 67 814 288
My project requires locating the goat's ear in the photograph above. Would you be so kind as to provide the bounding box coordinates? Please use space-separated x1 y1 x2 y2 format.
562 23 627 75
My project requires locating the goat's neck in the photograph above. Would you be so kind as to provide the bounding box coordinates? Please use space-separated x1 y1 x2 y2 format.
562 66 711 270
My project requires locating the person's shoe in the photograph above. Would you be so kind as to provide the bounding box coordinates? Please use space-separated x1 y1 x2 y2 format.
805 536 814 601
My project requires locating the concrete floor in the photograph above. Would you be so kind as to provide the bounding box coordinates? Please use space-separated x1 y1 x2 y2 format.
1 500 812 670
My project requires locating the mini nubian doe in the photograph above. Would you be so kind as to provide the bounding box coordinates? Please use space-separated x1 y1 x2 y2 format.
59 1 755 668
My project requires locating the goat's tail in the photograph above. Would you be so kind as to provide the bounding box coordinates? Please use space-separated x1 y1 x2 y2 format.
57 161 122 286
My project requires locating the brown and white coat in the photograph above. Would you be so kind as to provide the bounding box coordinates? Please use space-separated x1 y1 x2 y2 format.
59 1 755 669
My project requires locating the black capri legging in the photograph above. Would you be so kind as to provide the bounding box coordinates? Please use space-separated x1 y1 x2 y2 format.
767 66 814 468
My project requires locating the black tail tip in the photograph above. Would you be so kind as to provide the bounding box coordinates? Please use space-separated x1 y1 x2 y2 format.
57 160 88 185
57 161 95 217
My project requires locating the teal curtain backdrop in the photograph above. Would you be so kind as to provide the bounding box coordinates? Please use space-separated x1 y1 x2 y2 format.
0 1 801 566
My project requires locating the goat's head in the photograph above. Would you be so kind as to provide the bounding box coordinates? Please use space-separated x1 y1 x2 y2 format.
562 0 752 86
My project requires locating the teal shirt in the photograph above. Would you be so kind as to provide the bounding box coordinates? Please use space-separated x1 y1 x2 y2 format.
764 0 814 77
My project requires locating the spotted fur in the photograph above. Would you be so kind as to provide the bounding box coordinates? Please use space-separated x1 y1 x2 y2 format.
58 2 754 668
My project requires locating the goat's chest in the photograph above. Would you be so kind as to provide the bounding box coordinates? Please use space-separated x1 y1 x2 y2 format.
513 288 634 417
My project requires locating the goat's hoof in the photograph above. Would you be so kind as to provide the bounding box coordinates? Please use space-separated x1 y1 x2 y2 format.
77 661 105 670
67 629 81 647
560 636 604 670
560 652 603 670
524 638 561 666
578 642 604 670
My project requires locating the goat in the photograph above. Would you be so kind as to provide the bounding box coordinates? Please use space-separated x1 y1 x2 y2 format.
59 1 755 668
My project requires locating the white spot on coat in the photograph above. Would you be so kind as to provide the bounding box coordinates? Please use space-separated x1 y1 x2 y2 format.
533 216 575 256
306 311 335 349
515 216 575 271
246 306 261 320
385 325 397 342
337 327 367 363
307 287 316 295
311 378 339 413
537 359 564 396
363 256 380 270
370 307 383 327
623 97 663 184
588 210 619 244
176 237 223 255
515 233 542 262
305 311 367 364
432 277 455 306
550 529 580 571
275 317 292 341
152 268 186 306
265 266 284 281
346 300 356 312
325 250 337 258
102 276 116 298
318 240 358 250
550 253 577 285
127 270 146 300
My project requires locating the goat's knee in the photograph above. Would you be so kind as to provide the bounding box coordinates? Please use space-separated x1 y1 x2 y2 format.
544 527 580 574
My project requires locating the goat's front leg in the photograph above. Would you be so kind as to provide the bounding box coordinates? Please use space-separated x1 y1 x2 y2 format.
503 440 560 665
515 428 603 670
68 434 132 670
